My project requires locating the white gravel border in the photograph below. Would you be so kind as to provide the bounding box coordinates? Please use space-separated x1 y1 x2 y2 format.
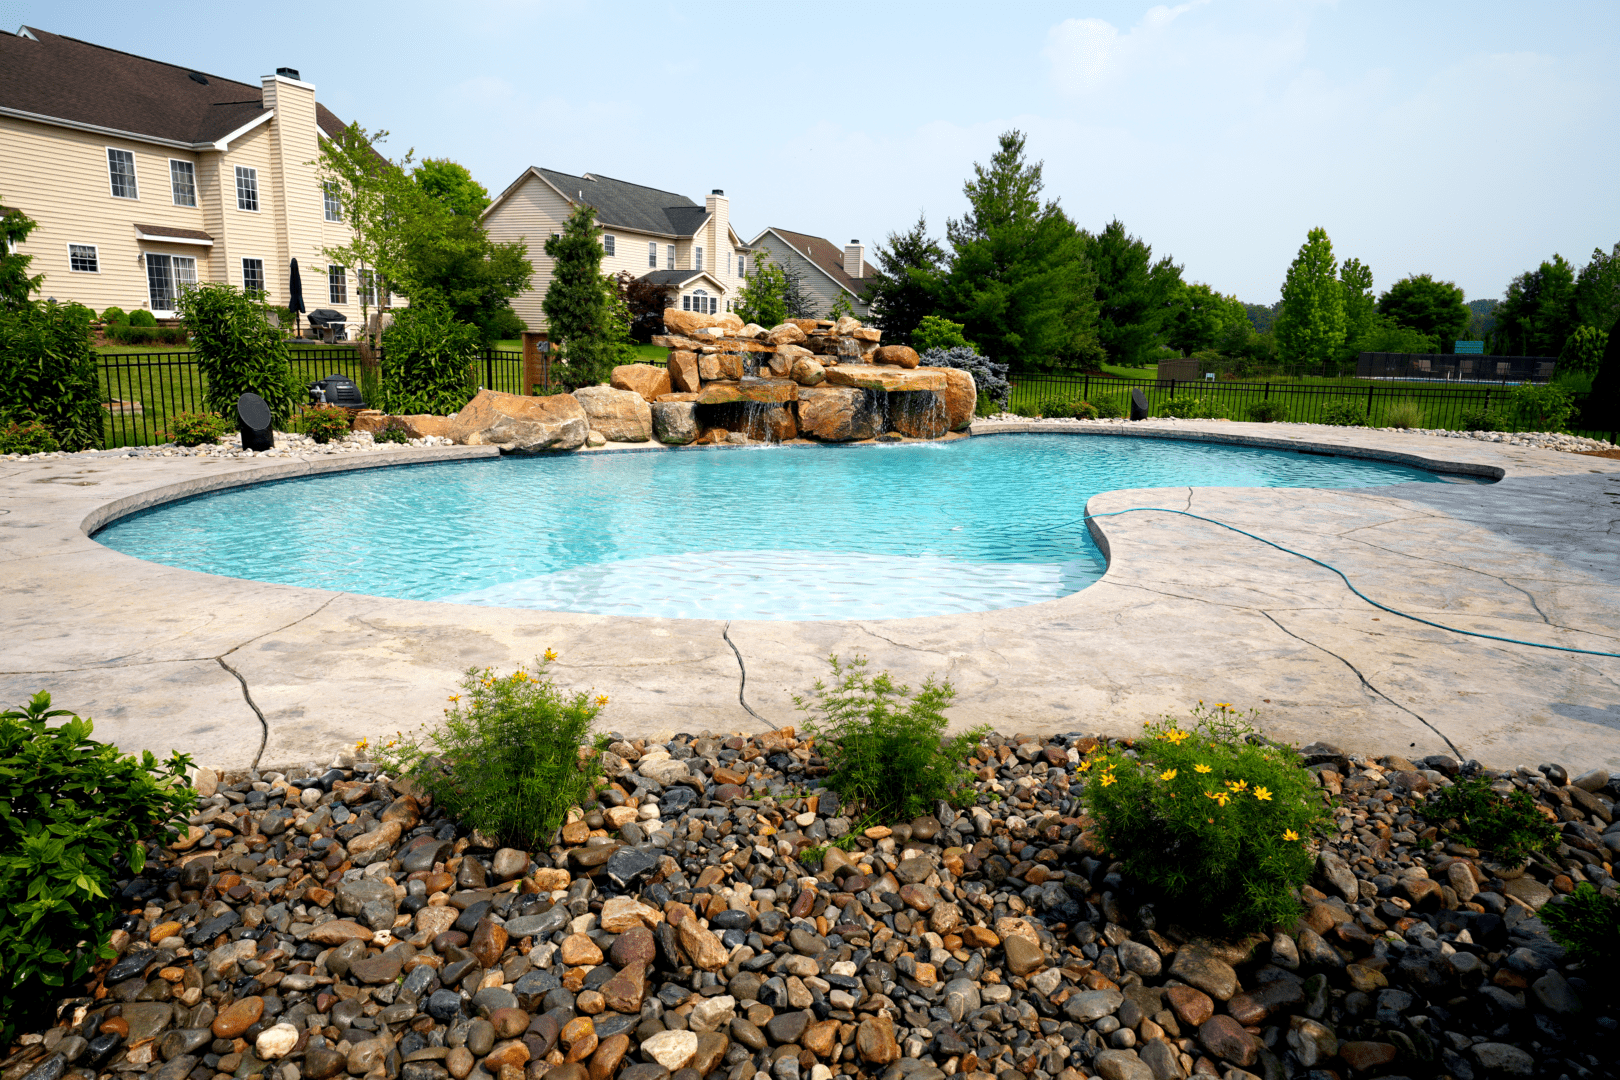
2 429 456 463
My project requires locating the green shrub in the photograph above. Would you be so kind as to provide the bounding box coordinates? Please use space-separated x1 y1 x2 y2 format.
1384 399 1424 429
1541 883 1620 968
0 692 194 1041
796 654 988 823
1248 399 1289 423
127 309 157 328
1039 399 1098 420
371 660 609 849
0 420 60 454
482 307 528 342
296 407 352 444
0 300 102 451
1320 399 1367 426
1421 776 1559 865
1081 704 1331 934
380 303 480 414
161 412 232 447
372 420 409 444
177 282 300 425
1507 383 1576 433
106 324 188 345
912 315 975 354
1092 395 1126 420
1461 407 1499 432
100 306 129 326
1155 396 1225 419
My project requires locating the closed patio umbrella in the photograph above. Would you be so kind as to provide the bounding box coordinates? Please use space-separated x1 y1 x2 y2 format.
288 258 306 338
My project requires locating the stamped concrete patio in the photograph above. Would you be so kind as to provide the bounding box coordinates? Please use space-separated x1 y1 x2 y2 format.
2 421 1616 776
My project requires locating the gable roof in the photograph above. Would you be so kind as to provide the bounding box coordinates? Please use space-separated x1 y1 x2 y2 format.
752 227 880 299
638 269 726 290
0 26 348 148
488 167 729 240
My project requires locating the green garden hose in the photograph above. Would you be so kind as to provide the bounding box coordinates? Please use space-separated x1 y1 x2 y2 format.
1078 507 1620 660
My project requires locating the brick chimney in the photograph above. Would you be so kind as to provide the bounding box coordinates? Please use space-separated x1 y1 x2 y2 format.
843 240 864 279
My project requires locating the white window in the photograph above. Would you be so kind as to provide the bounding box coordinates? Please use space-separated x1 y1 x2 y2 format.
323 182 343 222
666 245 675 271
68 244 100 273
648 241 658 268
169 160 197 207
329 265 347 305
235 166 259 212
241 257 265 295
695 246 703 271
107 148 138 199
687 288 711 314
738 254 745 278
358 268 387 307
146 253 197 313
603 234 615 257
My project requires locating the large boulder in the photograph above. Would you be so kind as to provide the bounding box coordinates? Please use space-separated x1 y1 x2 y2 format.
738 323 768 339
824 364 947 392
400 415 454 439
573 385 653 442
798 386 880 442
874 345 920 369
668 351 701 394
745 405 797 443
767 323 808 346
791 358 826 386
652 401 698 445
611 364 672 402
696 379 798 405
697 353 744 382
941 368 977 431
835 316 862 336
663 308 743 337
447 390 587 452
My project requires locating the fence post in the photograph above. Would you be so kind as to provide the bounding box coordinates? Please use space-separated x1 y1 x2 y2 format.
1264 382 1271 401
1083 375 1089 403
1366 384 1374 420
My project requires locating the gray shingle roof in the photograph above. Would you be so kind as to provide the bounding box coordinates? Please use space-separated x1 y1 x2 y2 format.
535 169 709 237
638 269 724 288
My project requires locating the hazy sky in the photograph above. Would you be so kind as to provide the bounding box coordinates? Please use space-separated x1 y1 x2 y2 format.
12 0 1616 304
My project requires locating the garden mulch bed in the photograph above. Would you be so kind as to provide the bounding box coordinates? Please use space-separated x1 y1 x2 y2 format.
5 732 1617 1080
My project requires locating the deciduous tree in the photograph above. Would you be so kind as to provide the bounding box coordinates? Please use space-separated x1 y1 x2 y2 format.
735 256 790 329
1575 242 1620 333
1165 282 1244 356
1377 274 1469 353
413 159 491 218
1 201 42 310
1493 255 1578 357
1274 227 1345 366
1339 258 1376 346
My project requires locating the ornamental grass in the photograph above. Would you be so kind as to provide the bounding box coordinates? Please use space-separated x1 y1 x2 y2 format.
1081 703 1331 934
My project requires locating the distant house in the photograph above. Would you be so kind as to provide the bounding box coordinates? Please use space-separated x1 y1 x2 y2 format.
747 228 879 319
0 26 376 323
483 169 751 333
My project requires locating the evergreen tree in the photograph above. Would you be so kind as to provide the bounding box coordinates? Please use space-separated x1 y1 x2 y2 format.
1 201 42 310
1083 220 1183 366
940 130 1100 369
544 202 624 386
867 213 946 344
1274 227 1345 366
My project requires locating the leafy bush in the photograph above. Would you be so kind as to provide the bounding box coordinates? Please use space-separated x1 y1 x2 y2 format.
0 420 59 454
1507 383 1576 433
0 300 102 451
380 303 480 414
372 420 409 444
1421 776 1559 865
913 316 975 354
1155 396 1225 419
796 654 988 823
127 309 157 328
1461 407 1499 432
106 323 188 345
1092 395 1126 419
371 660 609 848
1384 399 1424 429
1248 398 1289 423
99 306 129 326
1541 883 1620 968
0 692 194 1041
1082 704 1331 934
1038 399 1099 420
1320 399 1368 426
297 407 352 444
919 345 1010 411
483 306 527 342
1559 324 1609 378
177 282 300 425
161 412 232 447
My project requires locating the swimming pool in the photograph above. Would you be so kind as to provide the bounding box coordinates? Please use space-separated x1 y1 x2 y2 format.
94 435 1452 620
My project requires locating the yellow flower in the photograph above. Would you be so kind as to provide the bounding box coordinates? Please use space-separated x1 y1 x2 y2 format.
448 694 461 703
1227 779 1248 793
1098 772 1117 787
594 695 610 707
1204 791 1229 807
354 738 368 751
1253 786 1273 801
1159 768 1178 782
1194 763 1212 774
544 648 559 661
1077 758 1093 772
1163 730 1191 745
1283 829 1300 842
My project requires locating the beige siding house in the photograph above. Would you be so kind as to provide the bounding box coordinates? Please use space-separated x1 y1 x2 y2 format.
483 168 751 333
0 26 373 325
747 228 878 319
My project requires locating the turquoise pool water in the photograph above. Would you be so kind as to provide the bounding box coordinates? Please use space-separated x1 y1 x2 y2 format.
94 435 1450 620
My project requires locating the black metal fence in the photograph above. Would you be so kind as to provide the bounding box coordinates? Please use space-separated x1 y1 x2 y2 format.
1006 373 1617 443
98 347 526 448
1356 352 1558 384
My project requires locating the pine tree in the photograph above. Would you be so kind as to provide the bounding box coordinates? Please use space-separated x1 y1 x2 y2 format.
1274 227 1346 366
1084 220 1183 367
867 213 946 344
544 202 617 386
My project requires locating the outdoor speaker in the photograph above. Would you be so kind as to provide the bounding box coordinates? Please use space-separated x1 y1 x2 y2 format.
1130 387 1150 421
237 393 274 451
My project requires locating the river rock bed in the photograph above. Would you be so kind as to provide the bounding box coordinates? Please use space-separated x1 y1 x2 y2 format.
6 732 1618 1080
